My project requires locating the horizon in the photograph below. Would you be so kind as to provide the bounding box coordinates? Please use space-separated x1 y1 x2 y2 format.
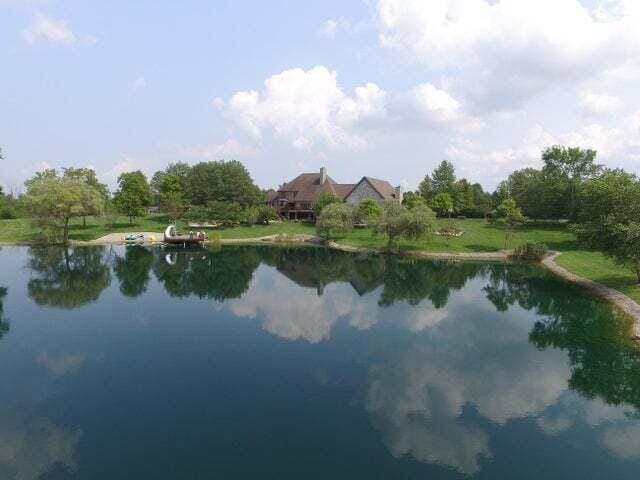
1 0 640 194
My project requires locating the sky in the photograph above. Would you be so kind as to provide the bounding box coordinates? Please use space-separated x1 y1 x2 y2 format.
1 0 640 194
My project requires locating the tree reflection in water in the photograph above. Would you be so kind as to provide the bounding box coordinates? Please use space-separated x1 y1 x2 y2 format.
27 247 111 309
113 245 155 297
0 285 8 340
484 264 640 412
153 246 261 301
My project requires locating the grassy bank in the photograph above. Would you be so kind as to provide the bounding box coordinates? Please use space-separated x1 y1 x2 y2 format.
1 216 638 304
555 250 640 304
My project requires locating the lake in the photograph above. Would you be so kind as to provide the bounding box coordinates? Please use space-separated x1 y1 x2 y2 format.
0 245 639 479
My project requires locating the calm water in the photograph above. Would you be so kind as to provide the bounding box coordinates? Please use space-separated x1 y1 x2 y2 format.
0 245 639 479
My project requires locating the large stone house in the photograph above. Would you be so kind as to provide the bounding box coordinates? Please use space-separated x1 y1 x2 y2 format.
267 167 403 221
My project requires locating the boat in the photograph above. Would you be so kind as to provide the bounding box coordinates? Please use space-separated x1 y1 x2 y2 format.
163 225 206 246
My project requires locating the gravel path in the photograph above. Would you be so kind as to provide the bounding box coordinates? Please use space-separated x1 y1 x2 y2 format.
542 252 640 339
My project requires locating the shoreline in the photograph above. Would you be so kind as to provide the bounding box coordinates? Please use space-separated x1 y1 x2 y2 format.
542 252 640 340
3 233 639 338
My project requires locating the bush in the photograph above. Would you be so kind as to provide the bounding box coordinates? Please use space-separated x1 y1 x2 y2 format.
255 205 277 225
375 202 436 249
316 203 353 241
354 199 382 225
313 192 341 217
512 241 548 261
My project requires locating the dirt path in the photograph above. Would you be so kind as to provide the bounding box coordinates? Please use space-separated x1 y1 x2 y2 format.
542 252 640 339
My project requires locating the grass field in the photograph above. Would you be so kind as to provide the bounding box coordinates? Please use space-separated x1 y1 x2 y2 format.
1 215 638 303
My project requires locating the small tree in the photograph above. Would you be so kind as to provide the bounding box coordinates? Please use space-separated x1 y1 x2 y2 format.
316 203 353 241
496 197 525 248
24 171 104 243
255 205 277 225
355 199 382 225
113 171 152 224
376 202 436 249
402 192 427 210
313 192 340 218
430 192 454 217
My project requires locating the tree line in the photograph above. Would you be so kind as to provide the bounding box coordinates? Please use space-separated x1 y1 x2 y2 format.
2 145 639 281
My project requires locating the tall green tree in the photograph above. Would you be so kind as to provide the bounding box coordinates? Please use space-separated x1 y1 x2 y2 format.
186 160 262 207
313 192 340 217
113 171 152 224
156 174 188 222
542 146 602 220
419 160 456 201
24 170 105 243
151 162 191 201
430 192 453 217
572 170 640 282
62 167 109 226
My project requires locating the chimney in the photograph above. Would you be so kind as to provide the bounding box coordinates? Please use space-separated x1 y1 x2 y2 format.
395 185 404 203
320 167 327 184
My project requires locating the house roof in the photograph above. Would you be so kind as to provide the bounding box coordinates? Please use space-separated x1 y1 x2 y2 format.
265 189 279 202
279 172 354 202
345 176 398 201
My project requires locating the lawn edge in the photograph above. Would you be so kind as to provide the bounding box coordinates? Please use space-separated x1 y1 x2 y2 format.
542 252 640 340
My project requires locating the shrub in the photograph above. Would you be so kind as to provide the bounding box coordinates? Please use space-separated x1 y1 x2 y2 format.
316 203 353 241
354 199 382 225
375 202 436 249
512 241 548 261
313 192 341 217
255 205 277 225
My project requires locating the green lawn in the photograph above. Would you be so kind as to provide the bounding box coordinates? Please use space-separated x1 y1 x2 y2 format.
337 219 577 253
555 250 640 304
1 215 639 304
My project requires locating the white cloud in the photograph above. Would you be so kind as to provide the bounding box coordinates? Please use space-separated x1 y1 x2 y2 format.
37 351 86 376
22 13 76 45
129 76 146 90
580 91 623 116
318 17 351 39
602 424 640 459
227 66 387 150
0 411 82 480
376 0 640 111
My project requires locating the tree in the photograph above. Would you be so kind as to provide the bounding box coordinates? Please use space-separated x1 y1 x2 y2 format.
313 192 340 217
419 160 456 201
151 162 190 202
430 192 454 218
316 203 353 241
572 170 640 282
62 167 109 227
113 171 152 224
156 174 188 222
355 199 382 224
186 161 262 207
401 192 426 210
23 170 104 243
376 202 436 249
542 146 602 220
496 197 525 248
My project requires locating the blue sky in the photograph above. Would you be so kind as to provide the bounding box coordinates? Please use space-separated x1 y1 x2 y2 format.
1 0 639 194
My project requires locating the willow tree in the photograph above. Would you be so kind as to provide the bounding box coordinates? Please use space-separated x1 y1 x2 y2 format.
24 170 104 244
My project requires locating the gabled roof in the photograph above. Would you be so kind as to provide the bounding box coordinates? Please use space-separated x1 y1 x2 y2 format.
279 172 354 202
345 176 398 201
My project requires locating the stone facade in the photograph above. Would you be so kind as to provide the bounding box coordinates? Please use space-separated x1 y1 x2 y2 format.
344 180 384 205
